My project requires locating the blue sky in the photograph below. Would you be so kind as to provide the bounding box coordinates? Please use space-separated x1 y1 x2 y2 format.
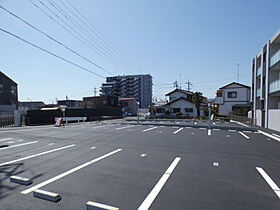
0 0 280 103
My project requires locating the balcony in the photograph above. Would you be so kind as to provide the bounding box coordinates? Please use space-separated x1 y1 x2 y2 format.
257 66 262 76
270 49 280 67
269 79 280 93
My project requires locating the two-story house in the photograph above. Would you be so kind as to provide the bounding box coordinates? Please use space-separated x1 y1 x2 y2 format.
214 82 250 116
0 71 18 115
157 89 205 117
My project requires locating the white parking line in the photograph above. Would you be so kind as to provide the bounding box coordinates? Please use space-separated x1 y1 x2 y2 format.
0 144 75 167
90 146 96 150
208 129 212 136
256 167 280 199
92 125 114 129
140 154 147 157
230 120 249 127
159 126 166 128
228 130 237 132
199 128 206 130
258 130 280 142
185 127 191 129
272 133 280 138
173 128 183 134
243 131 252 133
142 127 158 132
115 125 135 130
137 157 181 210
21 149 122 195
0 138 13 142
238 131 250 139
213 129 220 131
0 141 38 151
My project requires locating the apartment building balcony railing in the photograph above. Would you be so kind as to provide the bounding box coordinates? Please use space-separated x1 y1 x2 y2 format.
269 79 280 93
257 66 262 76
270 49 280 67
256 88 261 97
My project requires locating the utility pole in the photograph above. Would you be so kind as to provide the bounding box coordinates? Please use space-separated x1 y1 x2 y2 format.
179 74 182 89
173 80 179 89
237 63 240 83
186 80 193 91
94 87 97 96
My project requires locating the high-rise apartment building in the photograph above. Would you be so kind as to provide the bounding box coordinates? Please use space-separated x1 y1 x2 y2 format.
251 29 280 131
101 74 152 108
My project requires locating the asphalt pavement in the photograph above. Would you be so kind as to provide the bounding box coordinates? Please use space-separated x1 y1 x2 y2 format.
0 120 280 210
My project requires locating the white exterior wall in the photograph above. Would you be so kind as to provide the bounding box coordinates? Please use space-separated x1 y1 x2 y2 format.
169 92 188 102
168 100 197 117
218 85 250 116
256 109 262 126
268 110 280 132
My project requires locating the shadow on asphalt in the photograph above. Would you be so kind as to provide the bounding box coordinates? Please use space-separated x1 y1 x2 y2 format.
0 163 44 200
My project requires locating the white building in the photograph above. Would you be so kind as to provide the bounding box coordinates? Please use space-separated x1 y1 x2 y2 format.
214 82 250 116
154 89 205 117
251 29 280 132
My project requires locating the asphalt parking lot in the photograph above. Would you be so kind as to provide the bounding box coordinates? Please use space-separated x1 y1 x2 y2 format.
0 120 280 210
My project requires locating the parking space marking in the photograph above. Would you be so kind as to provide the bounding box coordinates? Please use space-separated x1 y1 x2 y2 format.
137 157 181 210
185 127 191 129
0 138 13 142
142 127 158 132
208 129 212 136
90 146 96 150
0 144 75 167
159 126 166 128
243 131 252 133
230 120 249 127
115 125 135 130
140 154 147 157
238 131 250 139
21 148 122 194
199 128 206 130
228 130 237 132
7 141 15 144
0 141 38 151
213 129 220 131
256 167 280 199
258 130 280 142
48 143 55 146
173 128 183 134
272 133 280 138
92 125 114 129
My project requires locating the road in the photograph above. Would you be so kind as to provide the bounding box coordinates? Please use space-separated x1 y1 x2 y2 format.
0 121 280 209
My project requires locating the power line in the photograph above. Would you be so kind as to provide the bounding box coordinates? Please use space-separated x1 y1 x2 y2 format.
30 0 131 74
45 0 134 74
63 0 139 71
0 5 113 75
0 27 105 78
57 0 138 72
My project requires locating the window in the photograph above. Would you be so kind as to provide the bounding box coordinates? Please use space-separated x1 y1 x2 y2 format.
0 84 3 93
185 108 193 113
11 86 16 95
172 108 180 113
228 92 237 98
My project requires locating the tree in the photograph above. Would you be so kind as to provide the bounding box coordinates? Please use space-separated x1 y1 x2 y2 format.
192 92 203 118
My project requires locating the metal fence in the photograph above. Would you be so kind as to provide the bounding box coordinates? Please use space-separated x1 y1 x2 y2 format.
0 115 15 127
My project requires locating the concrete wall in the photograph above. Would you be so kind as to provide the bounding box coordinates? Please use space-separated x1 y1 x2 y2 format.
268 109 280 132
